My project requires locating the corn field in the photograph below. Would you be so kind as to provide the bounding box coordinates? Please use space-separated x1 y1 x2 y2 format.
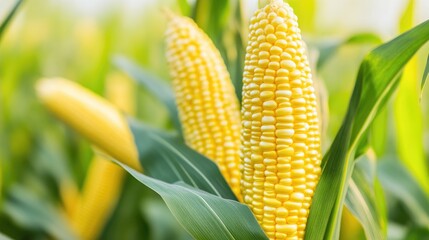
1 0 429 239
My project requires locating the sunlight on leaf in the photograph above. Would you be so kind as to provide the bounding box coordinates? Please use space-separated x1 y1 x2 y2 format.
394 0 429 193
306 19 429 240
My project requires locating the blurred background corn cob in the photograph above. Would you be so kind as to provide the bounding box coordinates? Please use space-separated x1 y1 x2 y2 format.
67 73 135 239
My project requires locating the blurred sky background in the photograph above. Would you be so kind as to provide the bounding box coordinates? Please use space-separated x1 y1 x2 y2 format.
2 0 429 37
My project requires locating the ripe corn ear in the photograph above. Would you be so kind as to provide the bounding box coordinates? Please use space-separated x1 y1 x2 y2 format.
36 78 141 171
165 13 242 198
69 73 134 239
240 1 321 239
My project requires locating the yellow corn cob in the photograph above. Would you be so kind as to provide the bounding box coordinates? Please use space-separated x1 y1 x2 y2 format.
69 73 135 239
71 156 125 240
240 1 321 239
165 13 242 198
60 180 80 218
105 72 135 115
36 78 141 171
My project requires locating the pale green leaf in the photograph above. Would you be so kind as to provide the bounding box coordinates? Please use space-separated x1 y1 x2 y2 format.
345 157 387 240
378 159 429 228
394 0 429 193
3 186 76 240
176 0 191 16
113 56 181 132
287 0 316 32
0 232 12 240
306 19 429 240
317 33 382 70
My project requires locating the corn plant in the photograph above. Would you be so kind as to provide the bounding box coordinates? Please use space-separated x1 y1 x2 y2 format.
1 0 429 239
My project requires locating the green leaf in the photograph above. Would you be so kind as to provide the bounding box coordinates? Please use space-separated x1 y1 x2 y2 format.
191 0 229 42
306 19 429 240
377 159 429 228
421 54 429 95
0 232 12 240
403 227 429 240
287 0 316 32
0 0 24 42
3 186 75 240
368 107 388 157
117 161 268 240
113 56 182 132
345 157 387 240
128 119 237 200
316 33 383 70
142 199 192 240
176 0 191 16
394 0 429 193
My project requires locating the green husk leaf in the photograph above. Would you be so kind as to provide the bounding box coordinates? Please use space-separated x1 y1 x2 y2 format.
306 19 429 240
116 161 268 240
128 119 237 200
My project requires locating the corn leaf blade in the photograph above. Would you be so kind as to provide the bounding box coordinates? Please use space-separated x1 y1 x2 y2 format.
113 56 182 132
0 0 23 42
3 186 75 240
128 119 237 200
316 33 382 70
117 161 268 240
306 19 429 240
421 54 429 94
0 232 12 240
377 159 429 228
345 157 387 240
393 0 429 193
176 0 191 16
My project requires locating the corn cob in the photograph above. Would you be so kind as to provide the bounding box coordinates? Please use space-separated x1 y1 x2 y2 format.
71 156 125 240
240 1 321 239
60 181 80 218
36 78 141 171
165 13 242 198
69 74 134 239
